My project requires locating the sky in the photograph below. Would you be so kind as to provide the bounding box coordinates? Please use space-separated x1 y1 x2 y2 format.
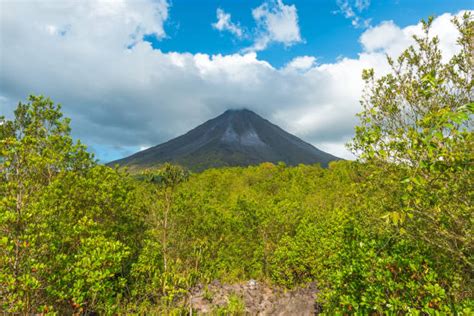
0 0 472 162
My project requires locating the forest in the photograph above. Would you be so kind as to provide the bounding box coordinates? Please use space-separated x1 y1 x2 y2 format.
0 14 472 315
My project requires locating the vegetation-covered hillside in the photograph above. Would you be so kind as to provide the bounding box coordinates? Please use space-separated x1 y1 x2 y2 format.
1 14 472 315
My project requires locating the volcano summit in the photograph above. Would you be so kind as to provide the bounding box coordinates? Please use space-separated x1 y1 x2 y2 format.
109 109 340 171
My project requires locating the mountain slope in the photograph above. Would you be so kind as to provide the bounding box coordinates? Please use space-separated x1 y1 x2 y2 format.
108 109 340 171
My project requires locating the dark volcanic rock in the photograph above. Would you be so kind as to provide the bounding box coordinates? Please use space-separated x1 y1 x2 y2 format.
187 280 321 315
108 109 340 171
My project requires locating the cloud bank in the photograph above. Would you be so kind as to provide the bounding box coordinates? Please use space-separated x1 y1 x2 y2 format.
0 0 465 161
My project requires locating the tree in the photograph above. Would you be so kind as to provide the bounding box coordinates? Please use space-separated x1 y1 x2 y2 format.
351 12 473 267
0 95 93 313
36 165 146 314
0 96 146 314
130 164 189 307
146 163 189 274
343 12 473 313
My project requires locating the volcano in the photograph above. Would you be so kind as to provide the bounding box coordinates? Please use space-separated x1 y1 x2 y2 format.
108 109 340 171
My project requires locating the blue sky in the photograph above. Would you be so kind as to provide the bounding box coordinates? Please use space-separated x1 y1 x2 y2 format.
0 0 472 162
152 0 472 66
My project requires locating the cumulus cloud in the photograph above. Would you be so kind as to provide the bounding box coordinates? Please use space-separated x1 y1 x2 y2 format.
360 14 461 62
248 0 303 51
212 0 303 52
0 1 465 161
212 8 244 38
336 0 371 28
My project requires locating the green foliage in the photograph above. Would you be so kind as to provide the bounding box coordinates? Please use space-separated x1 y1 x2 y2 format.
0 96 146 314
351 14 473 264
1 95 92 313
214 293 246 314
321 221 472 314
336 12 474 314
129 163 192 308
34 166 146 313
270 215 345 288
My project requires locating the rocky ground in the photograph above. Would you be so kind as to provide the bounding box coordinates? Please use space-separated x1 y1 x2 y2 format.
187 280 320 315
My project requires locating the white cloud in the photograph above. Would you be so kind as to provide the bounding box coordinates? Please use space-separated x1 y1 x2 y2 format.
212 8 244 38
211 0 303 52
284 56 317 72
247 0 302 51
360 20 404 52
355 0 371 11
0 1 466 161
360 13 462 62
336 0 371 28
